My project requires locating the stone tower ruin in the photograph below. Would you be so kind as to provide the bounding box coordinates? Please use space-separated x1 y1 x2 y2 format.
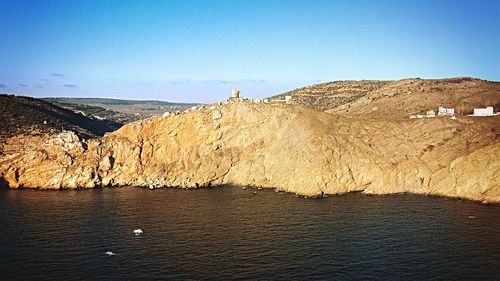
231 89 240 99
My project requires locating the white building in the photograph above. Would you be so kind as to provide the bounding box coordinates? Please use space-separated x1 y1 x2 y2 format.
438 107 454 116
285 95 292 104
426 110 435 118
473 106 494 116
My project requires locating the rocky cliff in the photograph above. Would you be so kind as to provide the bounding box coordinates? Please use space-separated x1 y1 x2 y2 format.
1 101 498 203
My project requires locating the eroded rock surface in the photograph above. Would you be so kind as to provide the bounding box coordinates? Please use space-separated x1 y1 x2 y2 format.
1 102 499 203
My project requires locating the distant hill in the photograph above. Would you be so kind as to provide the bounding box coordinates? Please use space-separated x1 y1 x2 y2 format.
42 99 142 124
270 77 500 120
327 77 500 120
43 97 195 106
43 97 201 119
0 94 121 145
268 80 391 111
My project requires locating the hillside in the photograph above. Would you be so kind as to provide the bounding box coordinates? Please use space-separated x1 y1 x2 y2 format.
43 100 141 124
269 80 391 111
0 94 121 146
328 78 500 120
43 97 201 119
1 100 498 203
271 78 500 120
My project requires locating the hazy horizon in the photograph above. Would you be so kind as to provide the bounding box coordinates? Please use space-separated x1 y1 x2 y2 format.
1 0 499 103
1 75 496 104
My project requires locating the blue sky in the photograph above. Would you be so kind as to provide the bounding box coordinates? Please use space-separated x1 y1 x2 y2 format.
0 0 498 103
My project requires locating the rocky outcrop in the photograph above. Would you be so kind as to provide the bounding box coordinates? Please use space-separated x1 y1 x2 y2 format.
1 101 499 203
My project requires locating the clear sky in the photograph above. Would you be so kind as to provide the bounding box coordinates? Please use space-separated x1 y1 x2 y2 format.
0 0 498 103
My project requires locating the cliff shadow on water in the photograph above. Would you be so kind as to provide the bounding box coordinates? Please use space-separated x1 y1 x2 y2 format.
0 176 9 189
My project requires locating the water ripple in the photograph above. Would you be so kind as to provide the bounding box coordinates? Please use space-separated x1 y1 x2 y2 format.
0 187 499 280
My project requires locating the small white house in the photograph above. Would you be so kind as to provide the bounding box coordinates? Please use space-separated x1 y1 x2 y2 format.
473 106 494 116
426 110 435 118
438 107 454 116
285 95 292 104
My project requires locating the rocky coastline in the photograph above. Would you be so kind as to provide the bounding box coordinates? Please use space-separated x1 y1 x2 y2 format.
0 100 498 203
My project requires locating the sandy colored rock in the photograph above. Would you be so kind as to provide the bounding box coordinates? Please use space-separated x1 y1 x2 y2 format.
0 102 498 203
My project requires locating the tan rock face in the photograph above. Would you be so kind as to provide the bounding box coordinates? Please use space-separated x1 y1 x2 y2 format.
1 102 499 203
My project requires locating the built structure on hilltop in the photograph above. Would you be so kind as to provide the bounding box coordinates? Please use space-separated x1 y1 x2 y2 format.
230 89 240 100
473 106 495 116
438 107 455 116
410 106 455 119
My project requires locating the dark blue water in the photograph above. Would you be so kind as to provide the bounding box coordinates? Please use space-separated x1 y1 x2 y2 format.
0 187 499 280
